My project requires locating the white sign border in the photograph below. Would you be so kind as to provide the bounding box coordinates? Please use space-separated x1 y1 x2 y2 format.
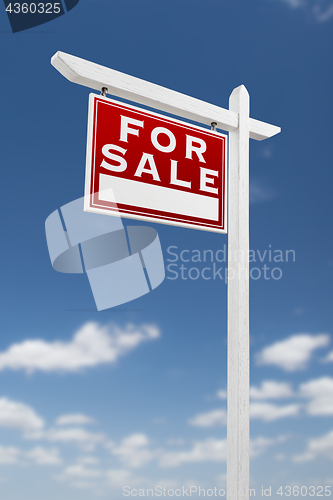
84 93 228 234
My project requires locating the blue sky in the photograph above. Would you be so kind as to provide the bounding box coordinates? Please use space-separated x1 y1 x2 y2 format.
0 0 333 498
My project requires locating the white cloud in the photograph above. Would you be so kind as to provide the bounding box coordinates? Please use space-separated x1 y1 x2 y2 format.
299 376 333 397
25 447 62 465
250 437 276 457
324 350 333 362
0 398 44 431
105 431 283 472
261 146 273 159
188 409 227 427
250 180 276 204
107 433 228 469
0 445 62 466
0 446 21 464
0 322 160 374
216 390 227 400
214 376 333 422
107 469 146 489
277 0 333 22
252 435 289 458
70 481 98 490
250 402 300 421
26 427 106 451
282 0 304 7
158 435 278 467
108 470 183 492
78 456 100 465
55 414 95 426
256 334 330 371
313 4 333 21
62 466 149 491
152 417 167 425
63 464 103 478
159 438 227 467
166 438 185 447
250 381 294 399
189 400 298 427
293 430 333 462
57 462 106 493
299 377 333 416
108 434 156 468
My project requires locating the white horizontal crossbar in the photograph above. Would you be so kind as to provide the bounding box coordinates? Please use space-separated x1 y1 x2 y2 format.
51 51 280 141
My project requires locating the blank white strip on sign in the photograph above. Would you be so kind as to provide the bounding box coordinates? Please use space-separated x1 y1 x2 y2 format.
99 174 219 222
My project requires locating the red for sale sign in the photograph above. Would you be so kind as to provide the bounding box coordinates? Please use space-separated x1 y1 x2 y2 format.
84 95 227 233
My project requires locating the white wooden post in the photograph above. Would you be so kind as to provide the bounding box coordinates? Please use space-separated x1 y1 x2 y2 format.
227 85 250 500
50 52 281 499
